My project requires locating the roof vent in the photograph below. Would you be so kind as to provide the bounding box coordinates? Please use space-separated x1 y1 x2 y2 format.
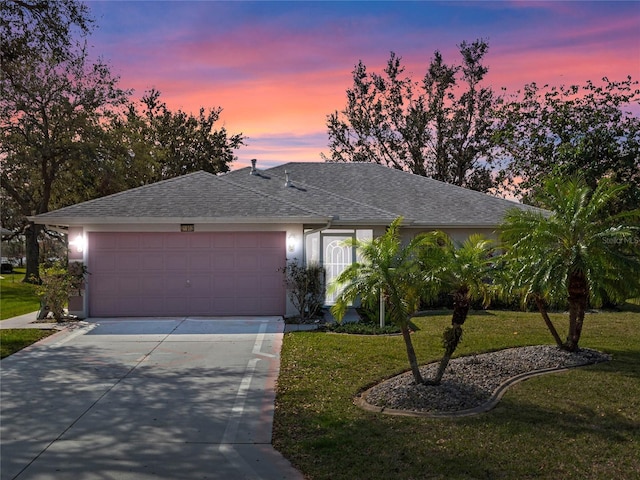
250 158 257 175
284 170 291 188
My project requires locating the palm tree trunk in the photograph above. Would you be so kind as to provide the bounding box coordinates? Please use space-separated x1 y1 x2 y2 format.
428 291 469 385
533 294 563 348
432 352 452 385
564 272 588 352
400 324 424 385
451 289 470 326
429 324 463 385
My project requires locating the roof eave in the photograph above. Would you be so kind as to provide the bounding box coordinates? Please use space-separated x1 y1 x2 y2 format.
29 215 333 227
408 222 501 229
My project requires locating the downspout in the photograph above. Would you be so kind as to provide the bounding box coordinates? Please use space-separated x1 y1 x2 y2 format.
302 216 334 266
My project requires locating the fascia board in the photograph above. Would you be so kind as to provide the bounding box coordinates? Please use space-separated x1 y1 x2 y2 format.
29 216 333 227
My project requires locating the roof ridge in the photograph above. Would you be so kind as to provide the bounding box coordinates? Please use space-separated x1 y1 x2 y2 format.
217 172 332 219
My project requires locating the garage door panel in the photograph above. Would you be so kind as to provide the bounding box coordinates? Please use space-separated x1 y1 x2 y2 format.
92 233 115 251
139 276 165 295
138 301 165 316
236 234 260 248
238 297 261 313
88 232 285 317
139 234 164 249
115 253 140 272
212 277 236 296
261 274 284 295
165 254 188 272
189 234 212 249
118 276 140 295
162 297 189 316
189 275 211 296
117 234 140 249
260 296 284 313
140 253 165 271
236 254 260 271
93 252 117 272
210 233 234 248
93 275 118 295
212 255 235 270
189 297 214 315
261 253 285 270
165 235 190 249
259 234 283 248
164 276 188 291
236 274 260 290
188 254 212 272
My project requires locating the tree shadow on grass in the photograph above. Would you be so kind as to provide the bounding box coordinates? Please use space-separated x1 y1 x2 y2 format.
276 386 639 480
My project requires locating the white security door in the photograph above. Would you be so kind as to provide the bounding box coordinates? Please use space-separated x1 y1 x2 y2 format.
322 234 355 305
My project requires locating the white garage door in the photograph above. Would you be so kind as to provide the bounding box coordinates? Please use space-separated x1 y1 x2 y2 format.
88 232 286 317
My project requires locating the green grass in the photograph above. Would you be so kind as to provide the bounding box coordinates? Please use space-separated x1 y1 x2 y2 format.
274 307 640 480
0 269 40 320
0 329 54 359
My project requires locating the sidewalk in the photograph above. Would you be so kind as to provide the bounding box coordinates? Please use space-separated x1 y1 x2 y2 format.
0 311 63 330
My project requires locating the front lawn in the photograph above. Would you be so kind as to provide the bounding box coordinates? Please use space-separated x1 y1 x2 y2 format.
273 307 640 479
0 329 54 359
0 269 40 320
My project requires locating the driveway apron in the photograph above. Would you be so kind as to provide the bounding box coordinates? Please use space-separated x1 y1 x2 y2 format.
0 317 304 480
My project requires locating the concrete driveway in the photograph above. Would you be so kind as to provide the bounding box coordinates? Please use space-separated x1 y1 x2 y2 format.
0 317 304 480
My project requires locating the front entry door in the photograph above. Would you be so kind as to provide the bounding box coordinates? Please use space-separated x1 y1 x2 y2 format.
322 234 355 305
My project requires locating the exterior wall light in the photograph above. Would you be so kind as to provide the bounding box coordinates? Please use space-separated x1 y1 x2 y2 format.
69 234 86 253
287 233 296 253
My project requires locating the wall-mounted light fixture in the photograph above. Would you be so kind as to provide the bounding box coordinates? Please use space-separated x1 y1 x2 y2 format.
287 233 296 253
69 234 86 253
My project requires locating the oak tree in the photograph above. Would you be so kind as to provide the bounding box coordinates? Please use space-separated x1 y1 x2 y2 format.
324 40 497 192
495 77 640 211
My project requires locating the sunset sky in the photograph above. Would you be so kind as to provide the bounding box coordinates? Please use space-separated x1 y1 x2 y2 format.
87 1 640 170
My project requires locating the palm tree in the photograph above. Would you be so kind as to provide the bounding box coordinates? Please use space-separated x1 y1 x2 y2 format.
417 232 495 385
500 176 640 352
330 217 427 384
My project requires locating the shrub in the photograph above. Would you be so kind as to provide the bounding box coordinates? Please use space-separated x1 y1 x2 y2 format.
34 261 88 322
281 260 325 322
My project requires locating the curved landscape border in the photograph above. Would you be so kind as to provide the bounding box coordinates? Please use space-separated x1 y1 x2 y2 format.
355 354 609 418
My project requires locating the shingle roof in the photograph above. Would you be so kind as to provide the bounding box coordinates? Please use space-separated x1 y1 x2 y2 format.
33 162 537 227
225 162 539 227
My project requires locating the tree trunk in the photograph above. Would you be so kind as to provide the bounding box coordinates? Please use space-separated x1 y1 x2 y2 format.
428 290 471 385
24 222 41 283
431 352 452 386
428 324 463 385
564 271 588 352
400 323 423 385
451 289 470 326
533 294 564 348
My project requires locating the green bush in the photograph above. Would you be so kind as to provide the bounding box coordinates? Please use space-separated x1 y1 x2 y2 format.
34 261 87 322
326 322 401 335
282 260 325 322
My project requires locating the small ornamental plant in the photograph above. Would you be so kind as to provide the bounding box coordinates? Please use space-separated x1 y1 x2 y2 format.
34 261 88 322
281 260 325 322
